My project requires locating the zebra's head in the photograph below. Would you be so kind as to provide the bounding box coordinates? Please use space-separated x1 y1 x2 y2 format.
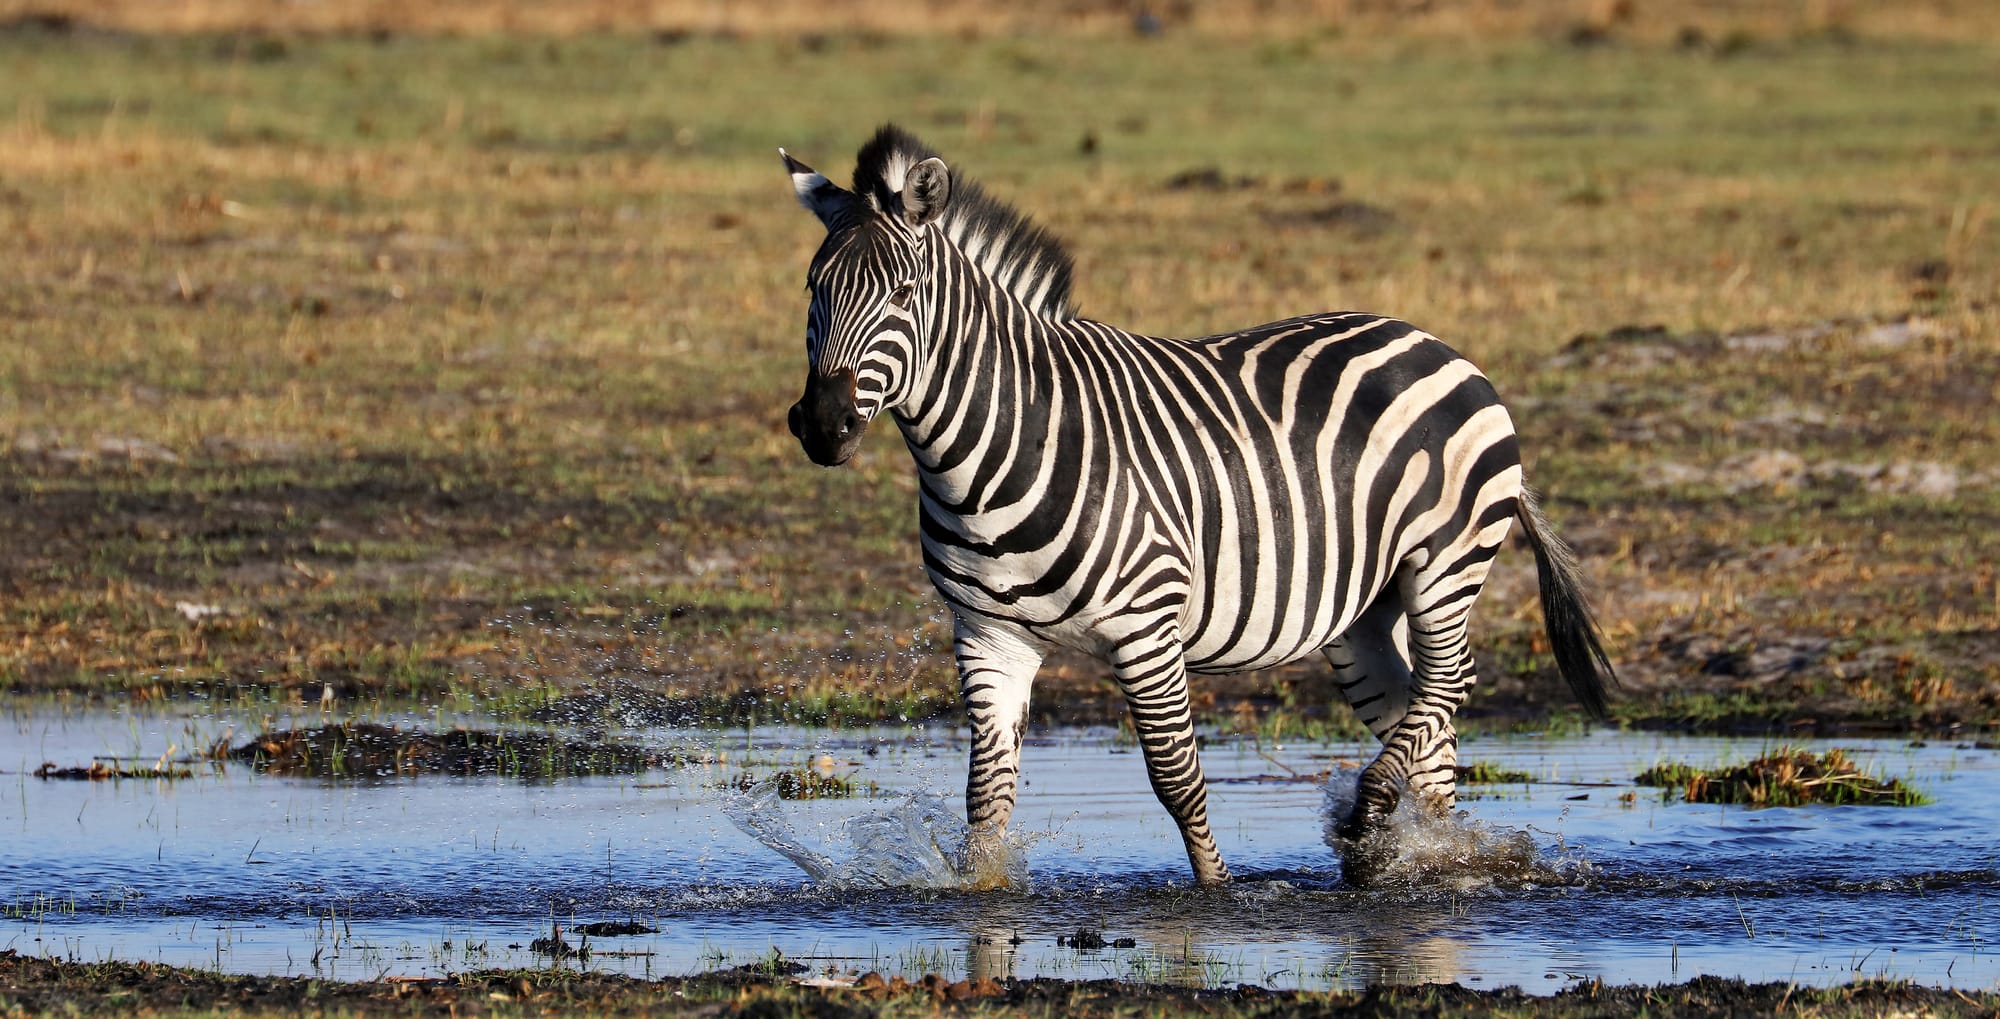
779 132 952 467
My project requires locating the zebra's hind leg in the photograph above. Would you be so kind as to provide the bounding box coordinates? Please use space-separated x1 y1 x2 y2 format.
1340 564 1490 859
1322 590 1419 886
1112 618 1230 886
953 615 1045 887
1323 586 1415 748
1328 591 1463 826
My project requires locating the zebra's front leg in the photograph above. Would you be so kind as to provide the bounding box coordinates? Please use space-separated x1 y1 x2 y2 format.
1113 625 1230 886
953 615 1044 887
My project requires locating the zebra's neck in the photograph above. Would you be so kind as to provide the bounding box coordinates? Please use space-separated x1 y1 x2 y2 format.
889 242 1088 511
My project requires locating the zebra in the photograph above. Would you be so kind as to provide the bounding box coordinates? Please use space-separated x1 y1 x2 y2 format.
778 125 1614 886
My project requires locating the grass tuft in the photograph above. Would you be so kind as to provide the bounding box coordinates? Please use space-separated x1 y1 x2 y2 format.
728 764 874 800
33 760 193 780
1634 747 1930 807
1455 761 1535 785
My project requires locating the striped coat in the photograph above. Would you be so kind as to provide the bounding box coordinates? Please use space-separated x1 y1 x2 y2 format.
782 125 1613 886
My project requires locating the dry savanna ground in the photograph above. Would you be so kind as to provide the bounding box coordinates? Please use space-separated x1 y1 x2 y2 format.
1 1 1997 737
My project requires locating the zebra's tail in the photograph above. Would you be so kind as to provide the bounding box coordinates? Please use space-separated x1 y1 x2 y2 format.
1515 484 1616 719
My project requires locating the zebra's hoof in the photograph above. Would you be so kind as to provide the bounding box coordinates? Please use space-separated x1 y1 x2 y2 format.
1333 809 1379 845
1340 774 1400 841
1337 830 1396 888
957 837 1013 890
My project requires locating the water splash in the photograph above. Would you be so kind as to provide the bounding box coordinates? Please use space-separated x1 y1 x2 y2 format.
1320 772 1589 890
721 783 1034 890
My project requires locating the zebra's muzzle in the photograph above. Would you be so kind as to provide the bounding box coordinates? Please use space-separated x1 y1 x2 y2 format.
789 368 866 467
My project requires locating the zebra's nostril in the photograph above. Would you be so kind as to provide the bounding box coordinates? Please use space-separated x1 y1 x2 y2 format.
839 412 861 439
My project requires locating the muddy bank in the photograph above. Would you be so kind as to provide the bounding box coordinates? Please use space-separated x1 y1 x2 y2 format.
2 951 1990 1018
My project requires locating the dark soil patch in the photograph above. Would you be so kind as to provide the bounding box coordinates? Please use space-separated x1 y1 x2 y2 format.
1 952 1993 1018
570 921 659 937
1163 166 1262 191
1263 200 1399 234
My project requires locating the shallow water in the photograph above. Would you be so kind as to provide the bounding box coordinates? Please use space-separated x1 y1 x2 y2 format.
4 705 1997 991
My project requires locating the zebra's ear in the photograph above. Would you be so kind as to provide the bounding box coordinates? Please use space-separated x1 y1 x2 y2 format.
901 157 951 228
781 148 852 227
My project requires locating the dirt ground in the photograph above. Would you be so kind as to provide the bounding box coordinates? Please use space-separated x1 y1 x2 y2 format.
5 951 1995 1019
3 7 1996 735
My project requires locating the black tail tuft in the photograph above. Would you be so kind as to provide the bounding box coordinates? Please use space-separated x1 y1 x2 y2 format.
1515 485 1617 719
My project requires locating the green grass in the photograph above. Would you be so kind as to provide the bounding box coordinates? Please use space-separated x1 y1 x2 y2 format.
1456 761 1535 785
2 18 1996 734
33 761 194 780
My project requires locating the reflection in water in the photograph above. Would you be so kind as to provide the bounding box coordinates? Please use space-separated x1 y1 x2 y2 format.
961 906 1023 983
1348 932 1464 987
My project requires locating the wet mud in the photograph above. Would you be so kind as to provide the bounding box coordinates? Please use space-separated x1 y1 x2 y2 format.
2 951 1993 1018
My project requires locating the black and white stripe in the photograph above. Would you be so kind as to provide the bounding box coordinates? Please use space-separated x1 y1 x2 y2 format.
781 125 1614 886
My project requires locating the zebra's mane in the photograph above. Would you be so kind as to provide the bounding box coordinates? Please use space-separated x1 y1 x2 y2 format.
852 125 1077 320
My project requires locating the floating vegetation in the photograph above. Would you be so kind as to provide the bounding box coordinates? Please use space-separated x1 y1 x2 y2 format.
1057 928 1108 949
34 760 193 781
1634 747 1930 807
232 723 685 780
1455 761 1534 784
571 921 659 938
529 923 587 960
726 763 873 800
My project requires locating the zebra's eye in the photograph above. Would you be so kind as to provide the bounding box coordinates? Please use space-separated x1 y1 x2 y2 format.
886 283 914 309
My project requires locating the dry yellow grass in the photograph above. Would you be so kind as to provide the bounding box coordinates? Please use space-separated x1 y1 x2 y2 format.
2 0 1997 41
1 22 1995 733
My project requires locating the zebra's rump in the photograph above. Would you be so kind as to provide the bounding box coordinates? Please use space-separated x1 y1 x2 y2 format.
1157 313 1524 671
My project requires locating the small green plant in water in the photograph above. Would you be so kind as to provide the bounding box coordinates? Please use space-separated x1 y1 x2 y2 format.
1455 761 1534 784
34 761 193 781
1634 747 1929 807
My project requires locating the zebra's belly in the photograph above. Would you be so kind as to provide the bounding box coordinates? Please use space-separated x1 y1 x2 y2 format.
922 527 1372 672
1176 611 1352 675
1176 571 1384 675
1185 643 1331 675
930 570 1356 674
